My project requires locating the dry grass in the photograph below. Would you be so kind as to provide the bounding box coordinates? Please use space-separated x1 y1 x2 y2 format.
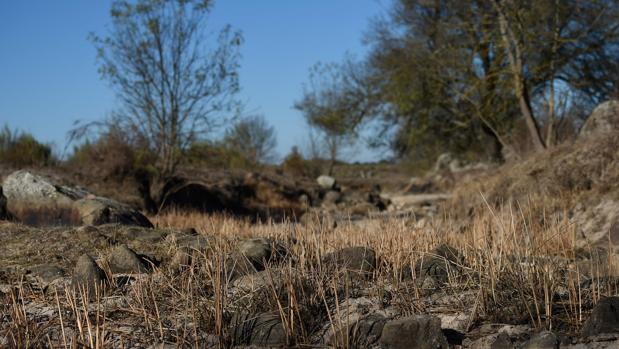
1 197 617 347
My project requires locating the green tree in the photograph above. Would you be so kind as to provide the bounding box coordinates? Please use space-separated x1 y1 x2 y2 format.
0 125 54 167
360 0 619 162
223 115 277 165
295 60 376 174
75 0 242 212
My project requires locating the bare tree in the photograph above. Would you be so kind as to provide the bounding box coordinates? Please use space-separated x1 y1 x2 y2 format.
78 0 242 211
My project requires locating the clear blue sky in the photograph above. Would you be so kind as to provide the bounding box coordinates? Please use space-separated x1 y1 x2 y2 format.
0 0 387 161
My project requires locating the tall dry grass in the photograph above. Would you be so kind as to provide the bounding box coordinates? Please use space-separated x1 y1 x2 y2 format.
1 197 617 347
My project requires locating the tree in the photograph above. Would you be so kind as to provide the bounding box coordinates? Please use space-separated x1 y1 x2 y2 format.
295 60 376 174
361 0 619 162
79 0 242 212
223 115 277 165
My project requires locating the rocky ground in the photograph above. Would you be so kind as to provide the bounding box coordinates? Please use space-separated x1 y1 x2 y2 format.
1 101 619 348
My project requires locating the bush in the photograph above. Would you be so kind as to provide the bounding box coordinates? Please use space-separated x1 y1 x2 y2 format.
281 146 320 178
67 128 154 180
0 125 54 167
186 141 253 169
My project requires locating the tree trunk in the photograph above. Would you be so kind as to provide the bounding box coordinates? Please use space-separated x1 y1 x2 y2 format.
135 170 158 214
494 0 546 152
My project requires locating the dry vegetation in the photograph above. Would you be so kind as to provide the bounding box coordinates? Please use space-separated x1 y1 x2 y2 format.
1 198 617 347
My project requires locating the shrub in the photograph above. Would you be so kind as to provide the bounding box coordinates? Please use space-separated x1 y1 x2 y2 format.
0 125 54 167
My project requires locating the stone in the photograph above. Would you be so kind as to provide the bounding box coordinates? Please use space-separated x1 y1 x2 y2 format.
0 186 11 221
72 254 107 292
225 238 286 281
403 244 462 283
582 297 619 337
317 175 336 190
28 264 65 285
328 313 388 348
579 100 619 139
2 170 152 227
323 246 377 277
380 315 449 349
108 244 149 274
74 198 153 228
465 332 514 349
322 190 342 207
231 312 288 347
523 331 559 349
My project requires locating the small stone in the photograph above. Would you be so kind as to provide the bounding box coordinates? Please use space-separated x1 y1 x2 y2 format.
225 238 286 281
323 246 377 277
380 315 449 349
29 264 65 285
466 332 514 349
231 312 288 346
108 244 149 274
582 297 619 337
524 331 559 349
72 254 107 292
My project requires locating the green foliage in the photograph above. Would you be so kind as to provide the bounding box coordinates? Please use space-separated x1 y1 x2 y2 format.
185 141 251 170
0 125 54 167
89 0 242 179
280 146 320 178
67 127 156 180
223 115 277 165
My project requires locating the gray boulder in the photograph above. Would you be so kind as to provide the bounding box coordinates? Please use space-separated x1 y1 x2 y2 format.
108 244 149 274
582 297 619 337
323 246 377 277
380 315 449 349
317 175 336 190
580 100 619 139
231 312 288 347
0 186 10 220
2 170 152 227
523 331 559 349
225 238 286 281
72 254 107 293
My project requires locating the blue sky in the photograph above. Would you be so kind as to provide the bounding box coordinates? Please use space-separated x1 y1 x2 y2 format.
0 0 387 161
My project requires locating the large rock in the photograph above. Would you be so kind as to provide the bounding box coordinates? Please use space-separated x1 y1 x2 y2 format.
231 312 288 347
580 100 619 139
2 170 152 227
582 297 619 337
72 254 107 293
317 175 336 190
108 244 149 274
0 186 10 220
380 315 449 349
323 246 377 277
225 238 286 281
523 331 559 349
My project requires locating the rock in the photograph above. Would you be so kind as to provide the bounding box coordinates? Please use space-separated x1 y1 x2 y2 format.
72 254 107 292
0 186 11 221
323 246 377 277
404 244 462 284
108 244 149 274
582 297 619 337
328 313 388 348
380 315 449 349
231 312 288 347
465 332 514 349
317 175 336 190
580 100 619 139
322 190 342 207
225 238 286 281
523 331 559 349
2 170 152 227
74 198 153 228
28 264 65 285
